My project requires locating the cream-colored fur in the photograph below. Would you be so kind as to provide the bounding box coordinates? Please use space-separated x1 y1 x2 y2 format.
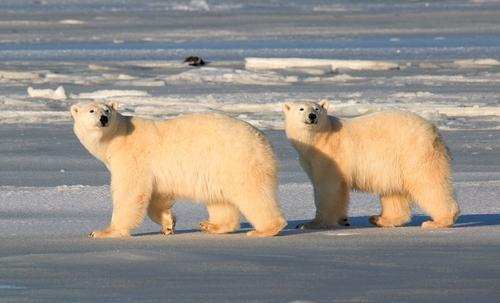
71 101 286 238
283 101 460 229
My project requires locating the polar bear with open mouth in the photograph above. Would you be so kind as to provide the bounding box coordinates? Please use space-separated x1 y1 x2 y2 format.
283 100 459 229
71 101 286 238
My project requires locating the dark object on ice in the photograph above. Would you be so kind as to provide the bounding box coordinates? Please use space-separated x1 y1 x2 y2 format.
184 56 205 66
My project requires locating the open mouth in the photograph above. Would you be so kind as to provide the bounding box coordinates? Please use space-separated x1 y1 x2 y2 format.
304 120 318 125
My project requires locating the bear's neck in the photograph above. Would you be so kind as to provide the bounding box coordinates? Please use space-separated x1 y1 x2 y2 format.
74 114 126 165
286 117 341 156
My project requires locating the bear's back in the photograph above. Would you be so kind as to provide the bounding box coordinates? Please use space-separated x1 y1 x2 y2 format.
344 110 437 146
140 113 277 201
340 110 443 192
148 112 276 173
153 113 269 149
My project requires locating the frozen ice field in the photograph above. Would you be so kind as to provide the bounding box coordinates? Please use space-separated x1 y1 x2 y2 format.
0 0 499 302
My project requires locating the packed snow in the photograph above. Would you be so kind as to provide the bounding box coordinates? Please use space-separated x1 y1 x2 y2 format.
27 86 67 100
245 57 401 71
0 59 497 128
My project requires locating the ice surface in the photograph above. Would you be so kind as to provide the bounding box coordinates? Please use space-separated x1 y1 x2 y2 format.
0 0 499 302
0 125 499 303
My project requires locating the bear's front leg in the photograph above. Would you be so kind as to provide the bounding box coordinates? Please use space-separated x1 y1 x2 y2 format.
89 228 129 238
298 180 349 230
89 170 152 239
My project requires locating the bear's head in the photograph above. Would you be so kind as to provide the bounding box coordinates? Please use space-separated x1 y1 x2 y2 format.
282 100 329 132
70 101 120 135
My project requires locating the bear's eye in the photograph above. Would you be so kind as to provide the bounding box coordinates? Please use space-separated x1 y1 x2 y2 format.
105 109 110 114
89 109 94 113
299 108 304 111
314 107 319 111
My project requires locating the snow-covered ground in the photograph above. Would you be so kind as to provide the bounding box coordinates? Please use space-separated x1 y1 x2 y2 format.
0 0 499 302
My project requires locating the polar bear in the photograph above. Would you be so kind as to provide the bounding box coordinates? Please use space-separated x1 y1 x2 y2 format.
71 101 286 238
283 101 460 229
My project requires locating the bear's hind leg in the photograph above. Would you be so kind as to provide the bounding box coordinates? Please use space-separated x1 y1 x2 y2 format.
148 194 176 235
370 194 411 227
411 185 459 229
199 203 240 234
233 191 286 237
407 159 460 229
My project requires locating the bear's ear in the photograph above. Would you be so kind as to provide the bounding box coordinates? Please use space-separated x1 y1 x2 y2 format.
108 101 120 111
319 99 329 110
283 102 291 112
70 104 79 119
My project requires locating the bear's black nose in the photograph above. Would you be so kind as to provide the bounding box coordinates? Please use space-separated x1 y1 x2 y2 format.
308 113 317 121
100 115 109 126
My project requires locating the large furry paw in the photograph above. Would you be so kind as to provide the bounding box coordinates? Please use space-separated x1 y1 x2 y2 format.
161 226 175 235
199 221 217 233
369 215 408 228
160 219 176 235
88 229 129 238
247 219 286 237
199 221 236 234
421 220 453 229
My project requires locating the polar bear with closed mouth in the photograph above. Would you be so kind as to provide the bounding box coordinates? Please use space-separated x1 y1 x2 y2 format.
71 101 286 238
283 100 460 229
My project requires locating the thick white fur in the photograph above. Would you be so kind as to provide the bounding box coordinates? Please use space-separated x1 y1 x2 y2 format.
283 101 460 229
71 101 286 238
